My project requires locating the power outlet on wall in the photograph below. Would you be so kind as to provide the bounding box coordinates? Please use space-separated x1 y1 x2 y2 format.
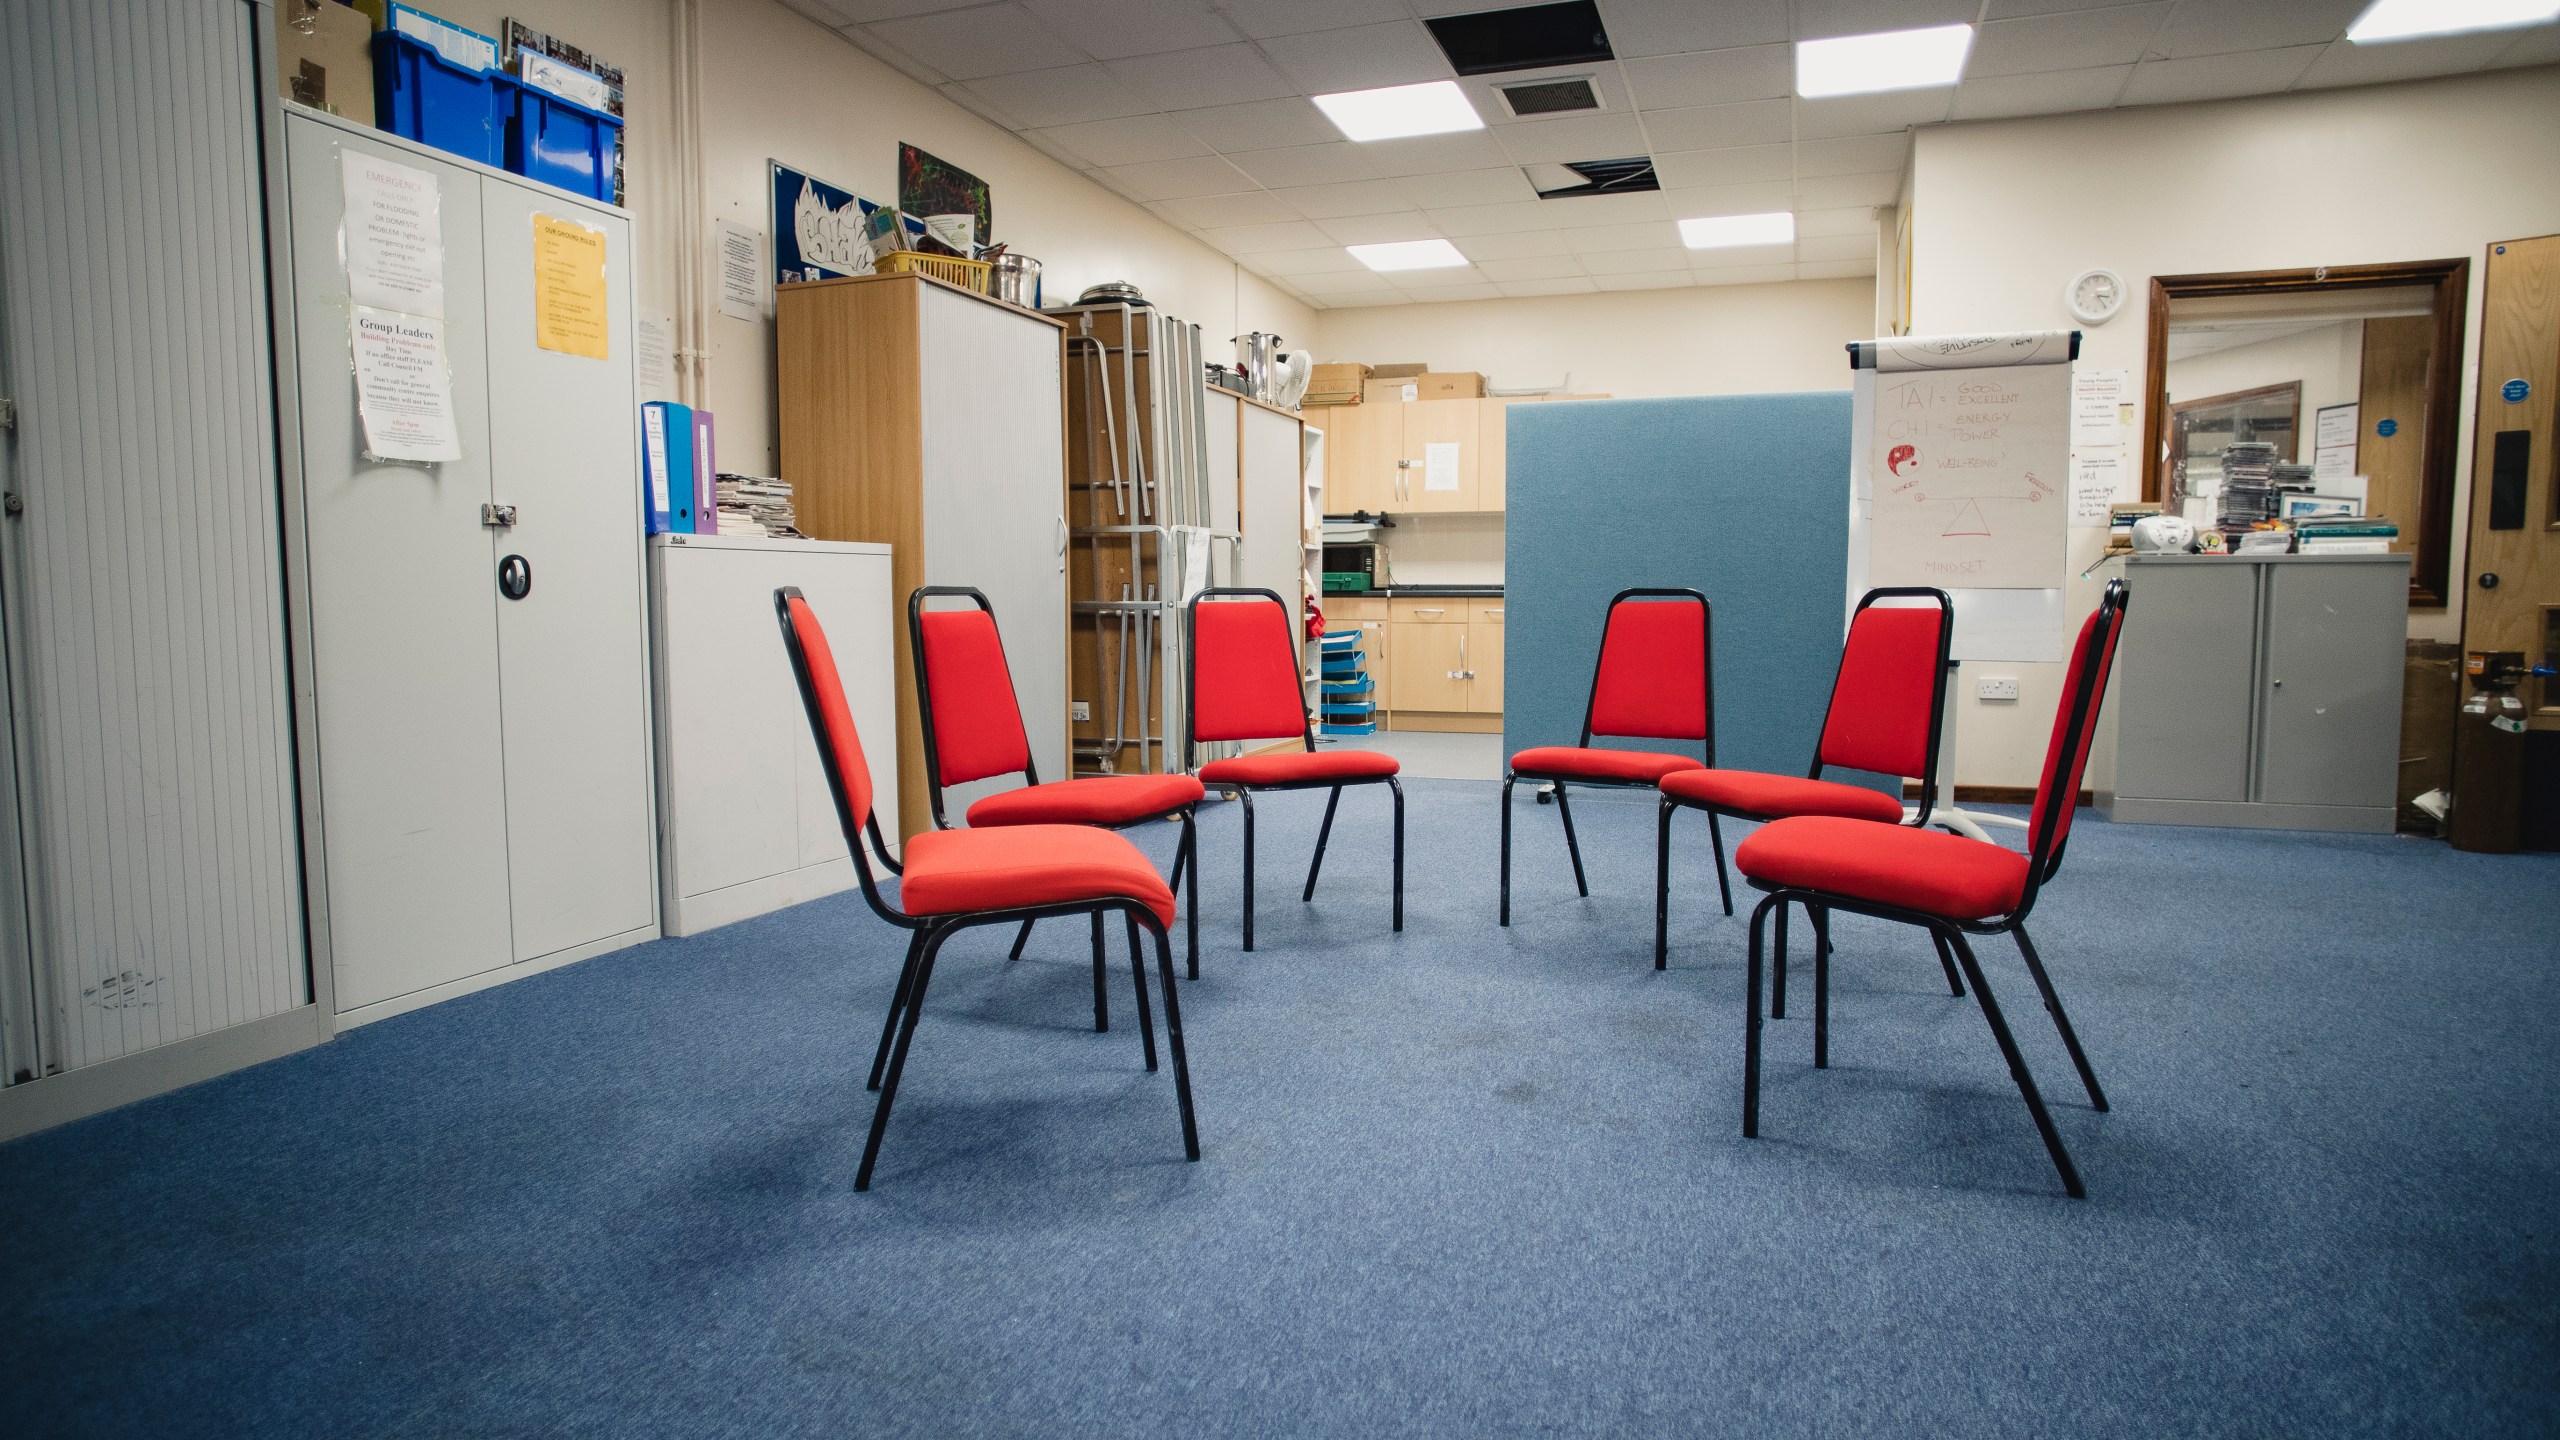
1071 700 1091 722
1976 676 2021 702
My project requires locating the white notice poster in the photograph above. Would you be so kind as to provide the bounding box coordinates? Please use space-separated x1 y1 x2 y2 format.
1868 350 2071 588
2070 369 2129 446
350 307 461 462
716 220 761 322
1424 441 1460 492
635 311 676 404
2069 450 2122 527
2315 403 2358 451
341 150 445 318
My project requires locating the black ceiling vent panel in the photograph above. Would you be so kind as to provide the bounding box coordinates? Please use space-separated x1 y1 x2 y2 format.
1497 76 1601 117
1426 1 1612 77
1532 156 1659 200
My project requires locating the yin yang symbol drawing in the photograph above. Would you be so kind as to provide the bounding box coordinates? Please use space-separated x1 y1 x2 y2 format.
1887 444 1919 476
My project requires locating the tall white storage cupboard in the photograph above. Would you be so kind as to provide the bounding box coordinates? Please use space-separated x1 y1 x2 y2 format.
276 107 659 1022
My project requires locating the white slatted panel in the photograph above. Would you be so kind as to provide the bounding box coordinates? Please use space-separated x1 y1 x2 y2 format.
0 0 308 1071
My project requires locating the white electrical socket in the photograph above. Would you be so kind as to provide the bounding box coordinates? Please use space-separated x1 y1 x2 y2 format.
1977 676 2021 702
1071 700 1091 722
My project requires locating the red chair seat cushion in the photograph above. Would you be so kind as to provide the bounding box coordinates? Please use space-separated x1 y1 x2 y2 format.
965 773 1204 829
1734 816 2028 922
900 824 1176 927
1199 748 1400 787
1509 745 1705 784
1660 768 1905 824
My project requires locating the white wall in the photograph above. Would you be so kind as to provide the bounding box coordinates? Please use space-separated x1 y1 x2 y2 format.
1911 64 2560 787
2165 321 2362 428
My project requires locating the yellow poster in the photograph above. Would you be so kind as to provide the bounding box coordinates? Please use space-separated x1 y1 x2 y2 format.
531 213 608 359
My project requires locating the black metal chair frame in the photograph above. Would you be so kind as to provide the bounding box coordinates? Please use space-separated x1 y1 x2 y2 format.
1499 588 1713 929
1183 587 1404 952
779 587 1199 1190
909 586 1201 994
1738 580 2127 1199
1655 586 1955 975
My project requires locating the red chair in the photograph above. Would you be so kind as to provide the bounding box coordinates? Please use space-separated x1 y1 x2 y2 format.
776 586 1198 1190
1731 579 2128 1198
910 586 1203 994
1653 587 1954 973
1500 588 1712 928
1184 588 1402 951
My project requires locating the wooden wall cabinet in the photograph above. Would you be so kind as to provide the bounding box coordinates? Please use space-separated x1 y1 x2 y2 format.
1317 394 1606 515
1398 399 1480 512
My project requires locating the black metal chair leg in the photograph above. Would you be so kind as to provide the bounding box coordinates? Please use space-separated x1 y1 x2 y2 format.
1388 776 1404 933
1499 777 1515 926
1812 904 1831 1069
1239 790 1257 952
1146 917 1201 1161
1008 919 1034 961
1303 786 1342 901
1743 895 1774 1138
1654 797 1674 970
1932 930 1966 997
1772 900 1791 1019
1944 929 2084 1199
1554 784 1589 897
1124 909 1157 1073
1168 822 1188 897
1180 813 1199 981
1090 910 1108 1033
1706 809 1732 917
868 929 927 1092
857 924 951 1191
2011 924 2106 1111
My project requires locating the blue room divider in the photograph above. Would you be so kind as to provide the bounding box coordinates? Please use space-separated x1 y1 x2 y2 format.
1503 393 1874 791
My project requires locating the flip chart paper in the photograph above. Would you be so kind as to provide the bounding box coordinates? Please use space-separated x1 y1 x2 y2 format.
1425 442 1460 492
341 150 444 318
1870 330 2073 372
531 213 609 358
1868 353 2070 588
351 307 460 462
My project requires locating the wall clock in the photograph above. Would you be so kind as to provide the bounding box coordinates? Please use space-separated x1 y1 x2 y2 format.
2065 267 2127 325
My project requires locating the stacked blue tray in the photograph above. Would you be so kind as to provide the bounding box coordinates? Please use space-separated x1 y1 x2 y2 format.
1318 631 1376 735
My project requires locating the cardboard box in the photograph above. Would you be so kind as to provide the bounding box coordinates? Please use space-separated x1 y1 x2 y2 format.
1368 362 1428 379
1411 371 1485 400
1306 362 1371 406
275 0 376 119
1365 378 1419 404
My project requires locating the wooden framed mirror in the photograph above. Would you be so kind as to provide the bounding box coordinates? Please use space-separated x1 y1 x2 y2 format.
2143 259 2469 607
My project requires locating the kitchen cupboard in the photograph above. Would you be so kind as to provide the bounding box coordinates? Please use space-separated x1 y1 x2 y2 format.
1317 394 1607 515
1387 597 1504 729
1398 399 1481 512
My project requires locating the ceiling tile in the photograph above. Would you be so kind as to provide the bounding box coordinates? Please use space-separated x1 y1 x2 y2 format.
1797 133 1909 177
1030 115 1210 167
1797 205 1884 237
1660 180 1798 217
1457 231 1577 259
1689 240 1797 269
1640 98 1793 152
1203 219 1339 253
1693 262 1799 285
1296 269 1399 295
2297 31 2519 89
1796 171 1904 207
1795 232 1876 263
1796 88 1954 140
1395 265 1495 288
1166 96 1344 152
1017 0 1241 59
844 30 952 85
1596 0 1790 58
1396 167 1539 209
1652 143 1793 189
2120 46 2324 106
1987 0 2165 15
1246 246 1370 277
1100 154 1259 200
1274 180 1420 219
1593 270 1699 291
1227 142 1384 188
1159 190 1303 228
1798 257 1879 279
1107 44 1298 111
1581 245 1697 274
1621 46 1794 108
957 64 1156 127
1950 64 2130 120
1225 0 1412 41
1260 21 1456 94
1971 5 2170 78
1792 0 1977 43
1359 130 1518 176
1543 190 1673 225
863 4 1080 81
1566 221 1684 254
1424 200 1556 237
1405 282 1505 302
1474 254 1588 281
1462 61 1629 125
2491 23 2560 67
2148 0 2366 60
1498 277 1603 297
1493 113 1650 166
1315 212 1446 244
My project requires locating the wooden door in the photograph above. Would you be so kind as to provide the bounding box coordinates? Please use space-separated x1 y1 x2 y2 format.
1391 622 1469 711
2462 234 2560 727
1325 402 1398 514
1399 399 1480 512
1466 603 1505 714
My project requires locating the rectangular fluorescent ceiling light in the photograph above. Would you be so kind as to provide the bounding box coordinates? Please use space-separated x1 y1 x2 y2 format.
1796 24 1972 98
2348 0 2560 41
1348 239 1470 272
1680 212 1794 249
1313 81 1484 142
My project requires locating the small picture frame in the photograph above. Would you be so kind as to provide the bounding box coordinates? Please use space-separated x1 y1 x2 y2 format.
2282 493 2363 520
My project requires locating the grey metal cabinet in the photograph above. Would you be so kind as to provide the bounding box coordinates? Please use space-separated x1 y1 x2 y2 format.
2103 553 2410 832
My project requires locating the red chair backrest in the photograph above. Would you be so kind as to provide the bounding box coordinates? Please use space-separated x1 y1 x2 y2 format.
2028 582 2128 874
783 594 875 829
1192 594 1306 744
917 607 1032 785
1816 603 1945 779
1589 597 1709 741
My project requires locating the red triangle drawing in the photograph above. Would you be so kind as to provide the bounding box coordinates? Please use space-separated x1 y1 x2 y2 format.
1941 497 1991 537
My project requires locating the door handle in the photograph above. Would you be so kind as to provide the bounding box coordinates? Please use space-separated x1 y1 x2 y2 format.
481 502 517 528
497 553 532 600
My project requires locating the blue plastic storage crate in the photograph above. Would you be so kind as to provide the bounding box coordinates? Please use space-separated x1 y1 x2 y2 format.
373 8 508 168
508 85 622 202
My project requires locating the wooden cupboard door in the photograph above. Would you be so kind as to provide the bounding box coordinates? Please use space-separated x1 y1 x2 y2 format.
1400 399 1480 511
1464 620 1504 714
1325 402 1399 513
1390 622 1469 711
1391 597 1465 625
1352 617 1391 712
1479 398 1538 511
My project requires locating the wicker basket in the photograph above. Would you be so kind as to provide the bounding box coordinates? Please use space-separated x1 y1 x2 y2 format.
873 251 993 294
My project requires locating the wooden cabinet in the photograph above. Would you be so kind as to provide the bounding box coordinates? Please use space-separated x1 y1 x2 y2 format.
1465 601 1505 714
1323 399 1400 514
1399 399 1481 512
1386 596 1503 725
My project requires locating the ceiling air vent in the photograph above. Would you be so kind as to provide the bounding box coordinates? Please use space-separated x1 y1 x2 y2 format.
1528 156 1658 200
1425 0 1612 77
1497 76 1601 117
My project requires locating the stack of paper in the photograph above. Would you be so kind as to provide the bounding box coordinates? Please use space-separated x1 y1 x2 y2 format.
713 473 799 538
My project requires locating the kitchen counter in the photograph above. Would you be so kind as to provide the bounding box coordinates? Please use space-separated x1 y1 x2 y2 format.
1326 583 1502 598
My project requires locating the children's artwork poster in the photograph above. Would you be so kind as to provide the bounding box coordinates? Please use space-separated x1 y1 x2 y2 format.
898 143 991 255
772 161 884 285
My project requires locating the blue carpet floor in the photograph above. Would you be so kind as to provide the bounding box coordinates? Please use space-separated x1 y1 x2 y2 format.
4 780 2556 1438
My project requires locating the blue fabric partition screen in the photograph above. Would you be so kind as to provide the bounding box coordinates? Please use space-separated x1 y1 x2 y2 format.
1503 393 1877 793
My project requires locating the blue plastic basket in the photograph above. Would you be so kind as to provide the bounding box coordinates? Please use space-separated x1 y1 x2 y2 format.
373 14 509 168
508 85 622 202
1319 720 1379 736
